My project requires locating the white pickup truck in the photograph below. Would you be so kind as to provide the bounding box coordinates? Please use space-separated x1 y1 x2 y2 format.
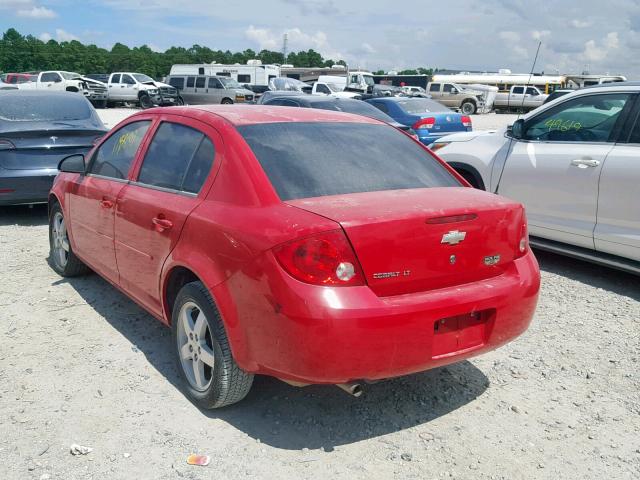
493 85 548 113
106 72 181 108
311 81 361 98
18 71 108 107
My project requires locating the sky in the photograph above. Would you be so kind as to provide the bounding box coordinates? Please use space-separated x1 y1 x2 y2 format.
1 0 637 78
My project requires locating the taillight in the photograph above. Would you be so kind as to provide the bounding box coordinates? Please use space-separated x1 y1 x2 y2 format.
412 117 436 130
461 115 472 128
273 230 365 286
0 139 16 150
517 213 528 257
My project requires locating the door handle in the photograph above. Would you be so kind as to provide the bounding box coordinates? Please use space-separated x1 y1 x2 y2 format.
571 158 600 168
100 199 113 209
152 217 173 232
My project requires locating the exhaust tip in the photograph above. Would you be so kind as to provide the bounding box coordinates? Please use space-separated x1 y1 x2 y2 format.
336 382 363 397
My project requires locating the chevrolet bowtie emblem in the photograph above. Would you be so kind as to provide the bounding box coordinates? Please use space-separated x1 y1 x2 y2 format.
441 230 466 245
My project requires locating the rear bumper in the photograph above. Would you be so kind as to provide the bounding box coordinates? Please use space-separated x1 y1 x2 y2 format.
221 250 540 384
0 169 56 205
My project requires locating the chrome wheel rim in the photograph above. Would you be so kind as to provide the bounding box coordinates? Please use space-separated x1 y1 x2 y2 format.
52 212 69 268
177 301 215 392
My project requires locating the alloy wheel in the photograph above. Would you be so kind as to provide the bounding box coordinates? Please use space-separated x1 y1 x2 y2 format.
176 301 216 392
52 212 69 269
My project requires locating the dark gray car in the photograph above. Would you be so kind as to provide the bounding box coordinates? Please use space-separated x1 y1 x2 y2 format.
0 91 107 205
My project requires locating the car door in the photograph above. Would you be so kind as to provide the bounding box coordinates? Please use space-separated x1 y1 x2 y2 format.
181 76 197 104
108 74 121 100
120 74 138 101
41 72 63 90
114 116 221 316
440 84 459 108
67 119 152 284
193 76 208 104
208 77 225 103
498 92 633 249
594 94 640 261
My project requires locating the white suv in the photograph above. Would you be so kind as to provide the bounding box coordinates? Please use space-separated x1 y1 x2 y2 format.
432 83 640 273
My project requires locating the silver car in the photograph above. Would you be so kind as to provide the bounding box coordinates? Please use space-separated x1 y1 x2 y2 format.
431 82 640 273
165 75 254 104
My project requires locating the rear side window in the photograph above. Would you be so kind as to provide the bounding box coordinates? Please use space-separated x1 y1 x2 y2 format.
90 121 150 179
111 74 121 84
137 122 214 193
429 83 440 92
186 77 195 88
169 77 184 90
239 122 459 201
196 77 205 88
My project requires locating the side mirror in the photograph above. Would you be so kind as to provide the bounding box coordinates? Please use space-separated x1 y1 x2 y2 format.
58 154 86 174
511 119 525 140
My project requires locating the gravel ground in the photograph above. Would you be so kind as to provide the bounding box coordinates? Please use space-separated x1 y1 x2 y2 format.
0 204 638 480
96 106 519 131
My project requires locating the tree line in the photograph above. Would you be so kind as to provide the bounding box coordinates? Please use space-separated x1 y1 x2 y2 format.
0 28 348 79
0 28 435 79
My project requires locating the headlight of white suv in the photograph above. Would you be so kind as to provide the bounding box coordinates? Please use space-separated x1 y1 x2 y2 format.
148 89 159 95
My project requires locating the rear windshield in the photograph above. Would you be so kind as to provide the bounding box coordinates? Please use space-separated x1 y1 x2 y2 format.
239 122 459 200
397 99 451 114
0 94 93 121
310 100 396 124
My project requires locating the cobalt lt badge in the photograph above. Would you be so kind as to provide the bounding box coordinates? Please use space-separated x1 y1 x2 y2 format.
441 230 466 245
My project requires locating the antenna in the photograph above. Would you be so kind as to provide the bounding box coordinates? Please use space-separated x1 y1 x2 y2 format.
493 41 542 194
282 33 288 64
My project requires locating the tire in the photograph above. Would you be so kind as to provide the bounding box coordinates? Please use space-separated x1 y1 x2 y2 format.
95 100 107 109
172 281 253 408
48 202 90 277
139 93 153 109
460 100 477 115
221 98 234 105
176 96 185 106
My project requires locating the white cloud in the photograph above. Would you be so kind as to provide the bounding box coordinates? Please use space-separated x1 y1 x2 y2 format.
39 29 80 42
244 25 343 60
570 19 591 28
532 30 551 41
583 32 619 62
17 5 57 18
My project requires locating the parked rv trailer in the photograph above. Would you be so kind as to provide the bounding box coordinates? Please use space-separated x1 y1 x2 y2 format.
169 61 280 88
432 72 566 94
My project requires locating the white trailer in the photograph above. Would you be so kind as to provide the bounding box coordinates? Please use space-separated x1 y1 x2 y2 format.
169 61 280 87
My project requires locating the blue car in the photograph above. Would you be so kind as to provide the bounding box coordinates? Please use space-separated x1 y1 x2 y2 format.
365 97 472 145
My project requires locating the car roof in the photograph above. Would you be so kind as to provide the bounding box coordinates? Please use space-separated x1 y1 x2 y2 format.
580 81 640 90
0 90 85 98
140 105 382 126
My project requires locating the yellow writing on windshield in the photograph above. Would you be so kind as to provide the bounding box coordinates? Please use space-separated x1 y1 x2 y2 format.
544 118 582 132
112 130 143 155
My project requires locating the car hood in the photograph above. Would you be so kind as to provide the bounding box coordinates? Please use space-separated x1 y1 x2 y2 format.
81 77 106 86
234 88 255 95
142 80 173 89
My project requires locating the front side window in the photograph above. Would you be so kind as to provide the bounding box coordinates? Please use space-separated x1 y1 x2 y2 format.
524 93 630 143
90 121 150 179
122 75 136 85
526 87 538 95
137 122 214 193
316 84 331 94
512 86 524 94
41 72 61 83
239 122 459 201
443 84 454 93
208 77 223 89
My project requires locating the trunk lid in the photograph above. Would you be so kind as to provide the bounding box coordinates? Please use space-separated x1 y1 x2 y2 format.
287 187 525 297
0 129 103 170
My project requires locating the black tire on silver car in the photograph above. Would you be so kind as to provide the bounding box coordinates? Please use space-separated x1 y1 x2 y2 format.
221 98 234 105
139 93 153 109
172 281 253 408
176 96 185 106
461 100 477 115
48 202 90 277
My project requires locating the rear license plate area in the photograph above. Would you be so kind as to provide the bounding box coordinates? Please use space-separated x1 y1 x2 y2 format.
432 311 488 358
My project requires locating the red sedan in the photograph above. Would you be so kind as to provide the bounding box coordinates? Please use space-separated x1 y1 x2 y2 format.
49 106 540 408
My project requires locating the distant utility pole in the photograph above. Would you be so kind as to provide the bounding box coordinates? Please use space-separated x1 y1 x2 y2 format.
282 33 288 64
